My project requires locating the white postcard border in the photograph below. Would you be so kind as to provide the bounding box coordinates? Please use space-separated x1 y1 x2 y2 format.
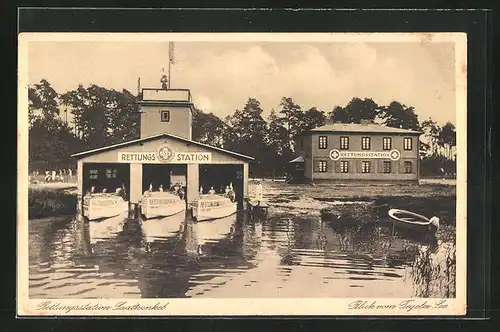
17 32 467 316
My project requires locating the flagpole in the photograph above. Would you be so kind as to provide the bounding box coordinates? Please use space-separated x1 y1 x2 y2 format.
168 57 171 89
168 41 174 89
168 42 172 89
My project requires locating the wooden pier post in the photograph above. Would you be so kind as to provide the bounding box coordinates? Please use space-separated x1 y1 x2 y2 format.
129 202 140 219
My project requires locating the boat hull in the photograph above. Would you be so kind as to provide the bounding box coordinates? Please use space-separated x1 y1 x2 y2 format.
141 200 186 220
387 209 438 235
192 202 237 222
385 219 435 234
83 198 128 221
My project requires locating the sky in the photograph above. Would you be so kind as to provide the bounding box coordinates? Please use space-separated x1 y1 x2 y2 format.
27 39 457 125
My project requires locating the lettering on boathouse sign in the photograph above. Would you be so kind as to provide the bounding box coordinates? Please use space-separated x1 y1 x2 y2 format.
117 145 212 164
329 149 401 161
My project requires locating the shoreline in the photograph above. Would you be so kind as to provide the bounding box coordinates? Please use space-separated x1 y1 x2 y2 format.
28 181 455 220
28 186 78 219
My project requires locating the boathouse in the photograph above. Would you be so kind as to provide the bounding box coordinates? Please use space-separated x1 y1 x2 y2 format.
72 88 253 212
291 120 422 182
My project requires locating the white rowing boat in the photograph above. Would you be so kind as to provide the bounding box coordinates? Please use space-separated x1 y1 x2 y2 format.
388 208 440 234
140 191 186 220
82 193 128 221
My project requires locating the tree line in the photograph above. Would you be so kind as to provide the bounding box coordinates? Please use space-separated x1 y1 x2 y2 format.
28 79 456 177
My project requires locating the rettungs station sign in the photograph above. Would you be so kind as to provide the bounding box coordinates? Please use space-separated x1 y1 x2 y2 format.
329 149 401 161
117 145 212 164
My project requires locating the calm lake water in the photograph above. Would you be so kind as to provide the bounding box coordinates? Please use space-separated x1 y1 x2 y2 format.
29 198 456 299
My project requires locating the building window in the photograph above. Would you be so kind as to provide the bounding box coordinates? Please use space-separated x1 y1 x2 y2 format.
383 161 392 173
340 161 349 173
340 136 349 150
160 110 170 122
318 160 328 172
404 137 412 150
361 137 371 150
318 136 328 149
404 161 413 173
89 169 98 180
106 168 118 179
361 161 371 173
382 137 392 150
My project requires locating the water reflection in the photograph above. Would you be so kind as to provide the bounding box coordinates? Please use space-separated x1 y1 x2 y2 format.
29 203 455 299
87 215 127 246
140 212 185 249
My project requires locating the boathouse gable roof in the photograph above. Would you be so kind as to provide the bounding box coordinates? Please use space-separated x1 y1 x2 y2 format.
71 133 254 162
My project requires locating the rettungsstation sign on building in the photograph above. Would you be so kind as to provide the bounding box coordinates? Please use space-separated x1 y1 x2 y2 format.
329 149 401 161
117 145 212 164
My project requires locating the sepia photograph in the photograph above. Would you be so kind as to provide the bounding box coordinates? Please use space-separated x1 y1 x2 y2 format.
17 32 467 316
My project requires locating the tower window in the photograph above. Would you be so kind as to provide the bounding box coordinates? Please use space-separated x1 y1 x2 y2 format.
160 110 170 122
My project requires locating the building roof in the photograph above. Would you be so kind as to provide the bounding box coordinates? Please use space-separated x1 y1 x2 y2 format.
71 133 254 161
288 156 305 163
302 123 422 135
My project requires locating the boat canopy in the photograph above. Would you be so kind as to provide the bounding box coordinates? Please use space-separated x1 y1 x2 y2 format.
193 194 233 207
144 191 180 197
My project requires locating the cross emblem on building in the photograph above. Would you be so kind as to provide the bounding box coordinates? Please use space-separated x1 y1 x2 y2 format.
390 150 400 160
330 149 340 160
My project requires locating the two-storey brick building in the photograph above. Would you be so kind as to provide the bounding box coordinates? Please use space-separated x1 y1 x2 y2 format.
292 121 422 182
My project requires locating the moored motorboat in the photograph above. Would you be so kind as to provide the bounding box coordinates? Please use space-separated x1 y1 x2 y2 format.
387 208 440 234
191 185 237 222
82 193 128 221
191 194 237 221
140 191 186 220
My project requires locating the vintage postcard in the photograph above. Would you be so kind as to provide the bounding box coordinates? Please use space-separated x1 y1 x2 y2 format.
18 32 467 316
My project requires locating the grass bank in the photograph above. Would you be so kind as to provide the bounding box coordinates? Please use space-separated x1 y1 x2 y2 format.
28 187 77 219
